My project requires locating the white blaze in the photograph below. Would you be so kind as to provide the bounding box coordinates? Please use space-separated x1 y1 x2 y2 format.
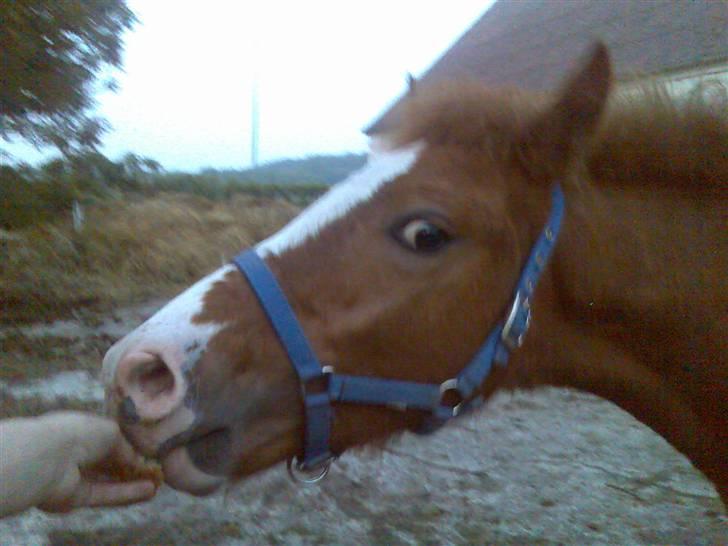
102 266 233 381
103 144 423 380
257 142 424 257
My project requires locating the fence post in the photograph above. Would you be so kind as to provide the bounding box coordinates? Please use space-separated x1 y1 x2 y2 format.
72 200 85 233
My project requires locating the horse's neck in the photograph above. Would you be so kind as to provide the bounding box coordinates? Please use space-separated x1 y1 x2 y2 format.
510 183 727 501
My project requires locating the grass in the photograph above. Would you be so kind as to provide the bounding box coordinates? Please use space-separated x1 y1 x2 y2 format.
0 190 305 423
0 393 101 420
0 192 300 324
0 331 112 381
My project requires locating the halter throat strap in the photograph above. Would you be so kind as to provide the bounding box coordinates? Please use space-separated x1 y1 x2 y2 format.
233 184 565 470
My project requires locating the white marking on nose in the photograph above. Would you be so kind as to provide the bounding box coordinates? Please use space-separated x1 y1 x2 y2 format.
104 143 423 381
102 266 233 382
257 142 424 257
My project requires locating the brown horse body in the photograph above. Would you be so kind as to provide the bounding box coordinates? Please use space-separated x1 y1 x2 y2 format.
499 151 727 500
102 45 727 504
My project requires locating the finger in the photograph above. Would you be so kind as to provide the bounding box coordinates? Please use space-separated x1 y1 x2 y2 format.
39 411 121 465
74 479 157 509
84 432 147 478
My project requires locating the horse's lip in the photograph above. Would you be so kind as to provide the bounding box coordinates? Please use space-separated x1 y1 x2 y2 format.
156 424 228 461
161 446 225 496
186 427 235 475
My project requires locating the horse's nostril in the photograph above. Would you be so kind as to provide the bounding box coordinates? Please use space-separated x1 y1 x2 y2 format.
133 358 175 398
119 396 140 424
115 351 184 422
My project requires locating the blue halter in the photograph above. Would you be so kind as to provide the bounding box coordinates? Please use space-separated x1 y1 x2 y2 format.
233 185 565 474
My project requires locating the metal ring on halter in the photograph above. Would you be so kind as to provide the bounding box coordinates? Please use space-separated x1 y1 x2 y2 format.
439 378 465 417
286 456 334 484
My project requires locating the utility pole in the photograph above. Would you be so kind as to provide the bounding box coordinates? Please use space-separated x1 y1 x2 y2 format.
251 78 259 167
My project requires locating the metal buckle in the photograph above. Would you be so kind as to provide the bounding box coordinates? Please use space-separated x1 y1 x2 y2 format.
291 365 335 485
299 365 334 399
501 292 530 350
439 378 465 417
287 456 334 485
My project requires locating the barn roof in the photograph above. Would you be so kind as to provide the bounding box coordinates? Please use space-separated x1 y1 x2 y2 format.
366 0 728 135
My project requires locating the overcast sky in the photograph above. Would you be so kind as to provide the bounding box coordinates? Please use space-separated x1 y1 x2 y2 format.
10 1 493 171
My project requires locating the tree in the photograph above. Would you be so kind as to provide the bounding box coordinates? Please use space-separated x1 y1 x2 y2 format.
121 152 162 184
0 1 136 155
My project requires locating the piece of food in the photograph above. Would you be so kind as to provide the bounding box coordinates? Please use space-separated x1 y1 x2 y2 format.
85 456 164 487
82 432 164 487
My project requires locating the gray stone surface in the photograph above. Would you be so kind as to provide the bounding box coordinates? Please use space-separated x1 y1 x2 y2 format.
0 302 724 545
1 389 724 545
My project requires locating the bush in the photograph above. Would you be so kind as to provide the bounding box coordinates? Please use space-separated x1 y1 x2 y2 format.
0 192 301 323
0 165 77 229
1 152 330 231
149 173 328 206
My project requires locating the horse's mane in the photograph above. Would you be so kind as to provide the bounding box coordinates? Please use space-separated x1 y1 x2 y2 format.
388 80 727 196
589 82 727 195
387 80 543 158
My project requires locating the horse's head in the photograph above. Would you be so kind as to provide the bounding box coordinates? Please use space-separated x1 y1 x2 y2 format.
102 45 611 495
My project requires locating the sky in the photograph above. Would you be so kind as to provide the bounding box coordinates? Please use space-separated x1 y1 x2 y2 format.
8 0 494 171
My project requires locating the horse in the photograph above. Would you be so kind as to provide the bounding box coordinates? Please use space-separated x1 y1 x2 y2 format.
101 43 727 504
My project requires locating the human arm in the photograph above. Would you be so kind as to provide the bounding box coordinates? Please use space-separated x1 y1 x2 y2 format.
0 411 158 518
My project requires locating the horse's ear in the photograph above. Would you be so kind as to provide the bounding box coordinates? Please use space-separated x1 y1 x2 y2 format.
406 73 417 97
518 42 612 181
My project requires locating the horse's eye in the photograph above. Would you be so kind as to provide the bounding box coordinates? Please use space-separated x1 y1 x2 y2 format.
398 219 451 253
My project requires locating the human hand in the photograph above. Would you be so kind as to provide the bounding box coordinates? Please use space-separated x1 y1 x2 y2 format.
0 411 158 517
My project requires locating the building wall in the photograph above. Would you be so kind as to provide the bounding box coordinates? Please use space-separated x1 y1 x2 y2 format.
620 61 728 98
367 61 727 151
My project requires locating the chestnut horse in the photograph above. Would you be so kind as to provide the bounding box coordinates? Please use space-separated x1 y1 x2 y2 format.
102 44 727 503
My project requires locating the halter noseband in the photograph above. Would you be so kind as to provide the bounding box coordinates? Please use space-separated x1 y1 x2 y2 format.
233 185 565 479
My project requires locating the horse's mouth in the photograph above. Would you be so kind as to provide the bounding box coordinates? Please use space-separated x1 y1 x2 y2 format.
114 419 228 497
152 425 232 496
177 427 234 474
160 444 226 496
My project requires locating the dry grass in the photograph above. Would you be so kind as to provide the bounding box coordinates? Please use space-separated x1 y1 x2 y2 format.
0 393 101 420
0 331 116 381
0 192 300 323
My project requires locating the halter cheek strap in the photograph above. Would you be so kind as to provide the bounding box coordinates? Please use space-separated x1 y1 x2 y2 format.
232 251 335 467
233 184 565 472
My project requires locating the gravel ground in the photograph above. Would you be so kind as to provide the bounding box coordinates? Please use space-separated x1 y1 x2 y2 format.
0 302 725 545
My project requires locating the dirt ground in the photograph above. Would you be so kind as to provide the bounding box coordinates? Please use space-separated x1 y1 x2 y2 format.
0 300 725 545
